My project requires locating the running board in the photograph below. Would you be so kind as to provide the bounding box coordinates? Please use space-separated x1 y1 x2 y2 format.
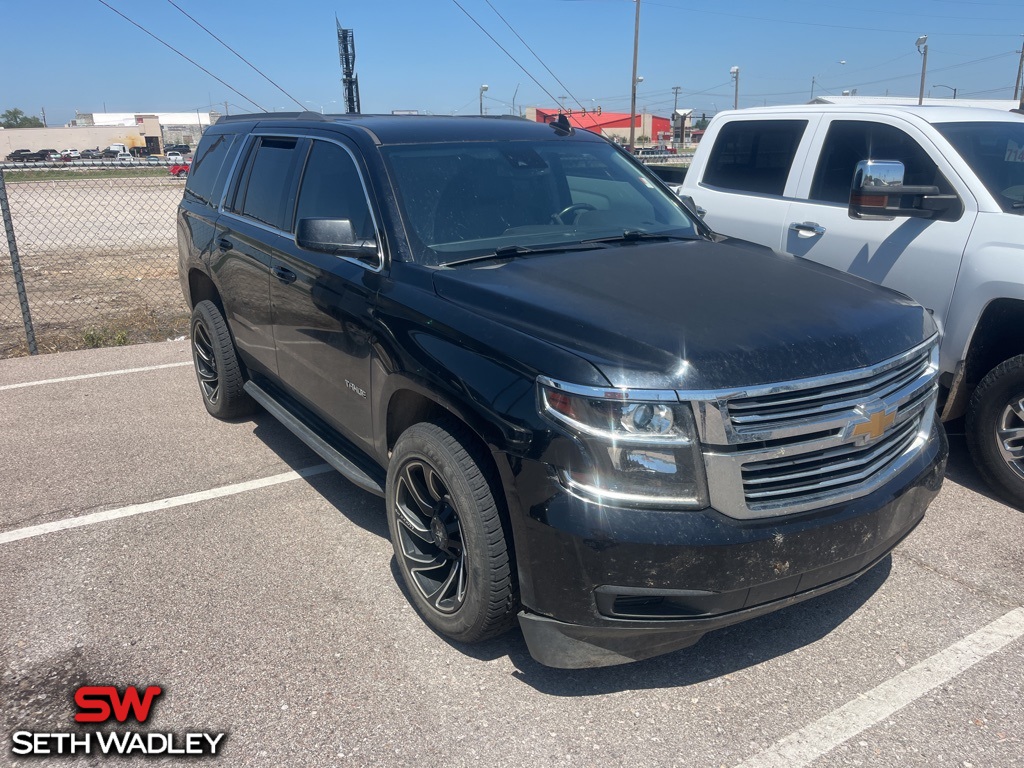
244 381 385 497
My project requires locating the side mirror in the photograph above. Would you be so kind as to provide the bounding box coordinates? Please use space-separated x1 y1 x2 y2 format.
675 193 706 219
296 218 379 263
848 159 959 220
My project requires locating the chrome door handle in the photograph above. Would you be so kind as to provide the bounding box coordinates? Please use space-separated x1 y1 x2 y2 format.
790 222 826 237
272 265 297 284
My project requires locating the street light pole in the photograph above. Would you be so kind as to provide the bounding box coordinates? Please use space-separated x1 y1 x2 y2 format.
933 84 957 99
916 35 929 106
479 84 488 116
731 66 740 110
1015 36 1024 102
628 0 641 152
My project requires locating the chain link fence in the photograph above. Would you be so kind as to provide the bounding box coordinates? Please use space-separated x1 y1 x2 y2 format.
0 165 190 357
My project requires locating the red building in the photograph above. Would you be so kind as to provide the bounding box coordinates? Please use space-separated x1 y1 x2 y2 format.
526 108 672 146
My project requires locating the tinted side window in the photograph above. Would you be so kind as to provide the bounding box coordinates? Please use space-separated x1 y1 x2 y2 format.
295 141 374 240
234 137 303 230
184 132 239 207
810 120 954 204
703 120 806 196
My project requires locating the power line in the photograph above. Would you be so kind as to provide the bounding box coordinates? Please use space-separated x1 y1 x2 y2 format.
95 0 267 112
481 0 601 129
452 0 592 125
166 0 304 110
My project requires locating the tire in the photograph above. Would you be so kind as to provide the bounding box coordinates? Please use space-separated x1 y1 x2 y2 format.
386 419 519 643
966 354 1024 510
189 300 256 419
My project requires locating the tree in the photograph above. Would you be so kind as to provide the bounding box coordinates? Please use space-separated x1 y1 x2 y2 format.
1 108 44 128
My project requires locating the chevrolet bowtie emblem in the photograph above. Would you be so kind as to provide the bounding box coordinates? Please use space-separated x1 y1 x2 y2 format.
851 409 896 441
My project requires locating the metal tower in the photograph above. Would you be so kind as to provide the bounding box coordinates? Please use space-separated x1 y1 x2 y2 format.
337 17 361 114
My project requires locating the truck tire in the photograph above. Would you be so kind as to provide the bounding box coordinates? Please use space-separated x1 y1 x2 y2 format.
386 419 518 643
189 300 256 419
966 354 1024 510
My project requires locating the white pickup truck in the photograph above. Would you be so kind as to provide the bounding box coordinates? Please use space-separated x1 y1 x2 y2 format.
679 104 1024 508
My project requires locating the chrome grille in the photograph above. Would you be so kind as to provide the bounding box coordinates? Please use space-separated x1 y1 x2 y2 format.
727 345 932 431
690 337 940 519
741 412 924 508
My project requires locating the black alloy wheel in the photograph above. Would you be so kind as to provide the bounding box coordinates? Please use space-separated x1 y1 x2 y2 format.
189 300 256 419
386 420 518 643
393 459 468 614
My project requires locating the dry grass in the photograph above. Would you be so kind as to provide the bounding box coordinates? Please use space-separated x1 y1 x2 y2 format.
1 175 189 357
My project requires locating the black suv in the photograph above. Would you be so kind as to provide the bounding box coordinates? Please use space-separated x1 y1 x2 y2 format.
177 113 947 668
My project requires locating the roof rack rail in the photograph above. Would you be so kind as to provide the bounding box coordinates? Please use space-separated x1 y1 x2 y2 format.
217 111 328 123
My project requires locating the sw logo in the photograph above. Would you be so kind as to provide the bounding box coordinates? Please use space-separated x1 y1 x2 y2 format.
10 684 226 757
74 685 162 723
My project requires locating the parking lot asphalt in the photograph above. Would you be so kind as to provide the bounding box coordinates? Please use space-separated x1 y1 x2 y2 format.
1 340 1022 767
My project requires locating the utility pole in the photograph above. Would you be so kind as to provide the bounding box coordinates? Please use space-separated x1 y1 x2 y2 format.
916 35 929 106
40 107 47 127
731 66 740 110
224 100 230 116
672 86 681 114
1014 37 1024 102
628 0 641 152
811 76 816 100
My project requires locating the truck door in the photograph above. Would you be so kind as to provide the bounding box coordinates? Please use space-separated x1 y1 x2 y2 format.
689 116 818 250
782 116 977 332
269 137 383 454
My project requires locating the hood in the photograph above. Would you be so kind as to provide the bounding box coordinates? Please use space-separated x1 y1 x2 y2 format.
432 238 935 391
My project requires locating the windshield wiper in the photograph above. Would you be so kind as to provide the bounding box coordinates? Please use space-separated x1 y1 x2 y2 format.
442 242 602 267
581 229 696 245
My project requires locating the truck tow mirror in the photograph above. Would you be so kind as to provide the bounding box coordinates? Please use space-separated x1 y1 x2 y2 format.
849 159 959 221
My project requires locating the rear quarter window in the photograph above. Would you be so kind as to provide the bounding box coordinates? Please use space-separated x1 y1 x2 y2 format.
183 132 242 208
702 120 807 196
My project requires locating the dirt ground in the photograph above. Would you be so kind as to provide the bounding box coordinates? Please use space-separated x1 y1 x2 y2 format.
0 175 190 357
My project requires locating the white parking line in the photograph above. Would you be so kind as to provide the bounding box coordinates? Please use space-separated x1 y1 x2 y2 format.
0 464 333 545
0 362 192 391
736 607 1024 768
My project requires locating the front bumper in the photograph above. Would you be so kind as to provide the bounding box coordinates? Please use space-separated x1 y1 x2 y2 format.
513 415 947 668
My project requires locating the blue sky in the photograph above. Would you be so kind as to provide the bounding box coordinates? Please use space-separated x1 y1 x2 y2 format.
3 0 1022 126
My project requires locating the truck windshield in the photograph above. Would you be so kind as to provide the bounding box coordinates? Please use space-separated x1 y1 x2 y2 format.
935 121 1024 213
380 140 701 265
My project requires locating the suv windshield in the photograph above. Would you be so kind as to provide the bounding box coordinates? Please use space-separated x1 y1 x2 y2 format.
935 120 1024 213
380 140 700 265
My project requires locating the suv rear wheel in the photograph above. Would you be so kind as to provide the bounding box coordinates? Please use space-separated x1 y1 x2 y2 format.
386 420 518 642
966 354 1024 510
190 300 256 419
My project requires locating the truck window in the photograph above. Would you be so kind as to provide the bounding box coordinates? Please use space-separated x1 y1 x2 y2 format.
702 120 806 196
231 136 303 231
809 121 954 204
294 140 374 240
184 133 241 208
935 121 1024 212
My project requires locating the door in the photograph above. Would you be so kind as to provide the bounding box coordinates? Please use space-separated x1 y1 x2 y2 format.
693 117 817 250
216 134 306 378
783 117 977 330
270 138 382 452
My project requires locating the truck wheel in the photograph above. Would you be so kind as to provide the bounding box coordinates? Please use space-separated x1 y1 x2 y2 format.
190 300 256 419
966 354 1024 510
386 420 518 643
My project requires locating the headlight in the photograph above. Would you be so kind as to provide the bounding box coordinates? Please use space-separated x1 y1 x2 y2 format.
539 379 709 508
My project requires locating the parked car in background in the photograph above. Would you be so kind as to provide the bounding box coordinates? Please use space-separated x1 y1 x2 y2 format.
115 152 133 165
168 162 189 177
5 149 36 162
165 151 185 163
165 143 191 154
79 148 103 159
41 149 61 162
60 149 81 159
680 104 1024 508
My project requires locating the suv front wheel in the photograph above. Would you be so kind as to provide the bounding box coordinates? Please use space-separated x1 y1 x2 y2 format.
386 420 519 643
